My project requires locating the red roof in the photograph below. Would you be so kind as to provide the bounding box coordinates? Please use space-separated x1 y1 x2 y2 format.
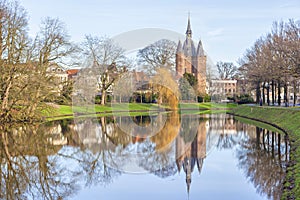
67 69 79 75
66 69 79 78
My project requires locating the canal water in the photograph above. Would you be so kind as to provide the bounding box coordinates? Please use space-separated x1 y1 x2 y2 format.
0 113 288 200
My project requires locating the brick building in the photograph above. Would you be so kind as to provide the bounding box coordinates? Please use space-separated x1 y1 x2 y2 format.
176 15 207 95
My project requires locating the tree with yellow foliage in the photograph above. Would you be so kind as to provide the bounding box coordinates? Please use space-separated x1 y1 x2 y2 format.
150 68 179 110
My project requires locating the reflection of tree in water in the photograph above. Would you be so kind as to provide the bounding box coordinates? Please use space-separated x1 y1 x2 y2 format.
235 127 286 200
150 112 180 150
207 114 239 150
216 133 238 150
139 139 177 177
153 163 178 178
63 115 288 200
70 117 130 186
132 115 152 126
76 149 121 187
138 112 180 174
0 118 128 199
2 114 288 199
0 123 78 200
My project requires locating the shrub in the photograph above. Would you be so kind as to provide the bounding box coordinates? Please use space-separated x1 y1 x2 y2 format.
237 94 254 104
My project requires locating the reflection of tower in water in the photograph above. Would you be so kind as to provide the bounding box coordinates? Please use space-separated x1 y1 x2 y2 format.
175 119 207 195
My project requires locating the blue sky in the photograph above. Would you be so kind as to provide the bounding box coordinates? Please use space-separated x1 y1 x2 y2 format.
21 0 300 65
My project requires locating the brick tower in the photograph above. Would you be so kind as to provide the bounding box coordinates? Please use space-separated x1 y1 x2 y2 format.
176 15 207 95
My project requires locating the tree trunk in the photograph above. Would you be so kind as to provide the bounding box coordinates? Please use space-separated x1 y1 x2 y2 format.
277 80 281 106
101 89 106 105
272 80 275 105
278 133 281 165
267 82 270 106
274 82 277 104
284 82 288 107
158 96 162 106
256 81 261 104
262 82 265 104
256 127 260 148
2 79 12 111
293 80 297 106
271 132 275 157
28 88 41 120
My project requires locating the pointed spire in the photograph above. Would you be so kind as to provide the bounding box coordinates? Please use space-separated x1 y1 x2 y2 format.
177 40 183 53
197 158 204 174
186 168 191 198
197 40 205 56
186 12 192 38
184 157 192 198
187 179 191 198
176 158 182 173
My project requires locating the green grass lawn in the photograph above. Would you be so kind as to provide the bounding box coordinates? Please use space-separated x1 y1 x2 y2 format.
55 103 158 115
179 102 237 110
47 103 163 120
45 102 236 121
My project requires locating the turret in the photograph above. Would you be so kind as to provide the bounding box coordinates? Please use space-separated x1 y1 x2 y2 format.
176 40 183 53
176 40 184 76
197 40 205 57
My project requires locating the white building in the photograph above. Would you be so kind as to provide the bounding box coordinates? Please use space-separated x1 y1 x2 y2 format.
209 79 237 101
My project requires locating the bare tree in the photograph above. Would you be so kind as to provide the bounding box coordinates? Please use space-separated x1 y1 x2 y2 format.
0 1 73 122
0 1 29 120
285 19 300 106
216 61 238 80
31 17 74 65
239 19 300 106
25 17 74 118
80 35 129 105
137 39 177 74
239 38 267 104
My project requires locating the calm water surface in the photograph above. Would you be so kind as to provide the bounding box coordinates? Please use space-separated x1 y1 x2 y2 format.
0 113 288 200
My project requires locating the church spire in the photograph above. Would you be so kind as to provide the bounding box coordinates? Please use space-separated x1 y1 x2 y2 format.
186 12 192 38
197 40 205 56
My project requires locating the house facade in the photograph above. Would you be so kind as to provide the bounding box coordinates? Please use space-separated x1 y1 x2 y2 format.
209 79 237 101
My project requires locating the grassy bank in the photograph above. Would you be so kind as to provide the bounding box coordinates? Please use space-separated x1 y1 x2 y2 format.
46 103 161 121
229 105 300 199
45 102 236 121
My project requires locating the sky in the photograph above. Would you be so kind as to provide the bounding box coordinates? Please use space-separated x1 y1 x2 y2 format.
20 0 300 66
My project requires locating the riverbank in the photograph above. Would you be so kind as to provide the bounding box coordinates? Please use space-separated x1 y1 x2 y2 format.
228 105 300 199
45 102 236 121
